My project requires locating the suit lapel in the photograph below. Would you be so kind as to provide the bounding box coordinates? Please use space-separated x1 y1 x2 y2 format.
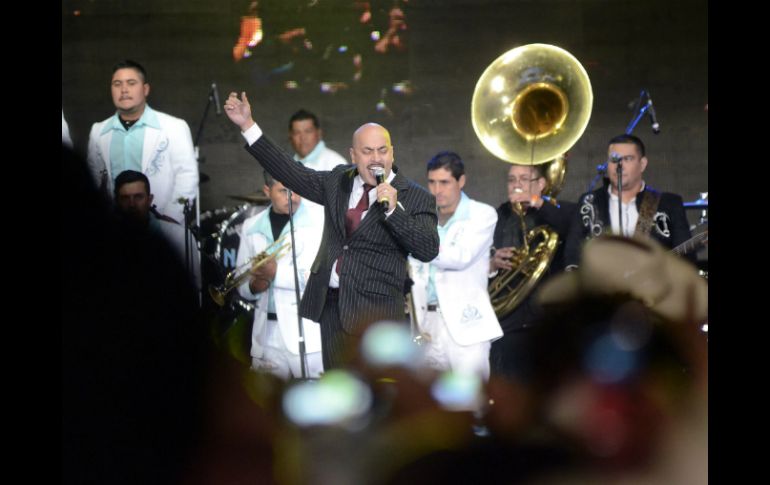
99 130 114 179
595 189 610 228
390 169 410 195
141 125 162 172
333 167 357 237
350 167 409 237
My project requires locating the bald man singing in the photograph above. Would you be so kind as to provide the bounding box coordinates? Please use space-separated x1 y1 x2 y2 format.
225 92 439 370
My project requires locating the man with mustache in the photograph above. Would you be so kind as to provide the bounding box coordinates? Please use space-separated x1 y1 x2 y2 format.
225 91 439 370
87 59 199 262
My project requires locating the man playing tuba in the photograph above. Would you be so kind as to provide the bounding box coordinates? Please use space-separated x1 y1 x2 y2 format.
470 43 592 381
488 162 576 381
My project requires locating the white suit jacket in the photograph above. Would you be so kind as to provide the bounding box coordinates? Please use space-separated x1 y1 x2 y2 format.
87 106 199 228
294 141 348 171
237 202 324 356
294 141 348 213
409 194 503 345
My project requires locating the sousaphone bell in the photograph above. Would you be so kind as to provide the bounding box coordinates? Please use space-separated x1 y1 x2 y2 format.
471 43 593 317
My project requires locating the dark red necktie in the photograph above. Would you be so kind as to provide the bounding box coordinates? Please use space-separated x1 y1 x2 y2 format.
337 184 373 275
345 183 374 236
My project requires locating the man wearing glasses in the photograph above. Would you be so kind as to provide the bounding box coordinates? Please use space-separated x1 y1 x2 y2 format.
488 162 576 380
563 134 692 268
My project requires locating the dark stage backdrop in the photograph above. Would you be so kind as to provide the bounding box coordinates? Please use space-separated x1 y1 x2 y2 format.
62 0 707 224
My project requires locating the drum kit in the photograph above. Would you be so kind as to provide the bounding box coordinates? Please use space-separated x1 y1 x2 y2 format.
196 193 271 315
683 197 708 209
683 192 708 327
682 192 708 254
684 192 709 335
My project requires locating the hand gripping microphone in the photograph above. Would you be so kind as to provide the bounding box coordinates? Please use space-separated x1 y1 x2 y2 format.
372 167 389 211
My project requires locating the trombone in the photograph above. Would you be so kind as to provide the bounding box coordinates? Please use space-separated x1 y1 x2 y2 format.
208 233 291 306
405 262 431 345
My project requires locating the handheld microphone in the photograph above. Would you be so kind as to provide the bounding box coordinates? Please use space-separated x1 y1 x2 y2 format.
372 167 389 210
211 82 222 115
609 152 623 164
646 94 660 134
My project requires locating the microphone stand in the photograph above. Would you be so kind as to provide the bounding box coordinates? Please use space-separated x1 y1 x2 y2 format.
586 90 650 193
182 197 202 306
586 90 652 221
194 82 220 148
286 190 309 379
617 89 658 236
193 84 214 191
587 163 608 192
615 159 625 237
625 89 651 135
191 82 222 307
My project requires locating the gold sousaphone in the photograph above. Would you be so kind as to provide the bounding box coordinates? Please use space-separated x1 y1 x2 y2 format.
471 43 593 317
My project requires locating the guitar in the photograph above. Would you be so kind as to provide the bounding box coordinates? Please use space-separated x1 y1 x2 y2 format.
671 229 708 257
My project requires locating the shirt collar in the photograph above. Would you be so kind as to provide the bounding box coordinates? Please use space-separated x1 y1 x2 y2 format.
353 168 395 191
608 180 646 202
440 192 471 228
101 104 160 134
245 202 310 237
294 140 326 165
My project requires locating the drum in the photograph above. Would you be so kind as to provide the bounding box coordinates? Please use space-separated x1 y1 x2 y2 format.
215 204 267 273
204 204 268 314
199 206 240 256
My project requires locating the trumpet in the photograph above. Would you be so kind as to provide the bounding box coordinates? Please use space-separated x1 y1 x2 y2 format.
208 233 291 306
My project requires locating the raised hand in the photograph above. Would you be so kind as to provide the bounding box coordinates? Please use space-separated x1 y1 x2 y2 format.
224 91 256 132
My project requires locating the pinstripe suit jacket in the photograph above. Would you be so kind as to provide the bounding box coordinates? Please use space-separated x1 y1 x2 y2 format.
246 135 439 333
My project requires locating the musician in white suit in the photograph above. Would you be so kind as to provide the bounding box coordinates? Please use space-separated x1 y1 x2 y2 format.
62 109 73 148
409 151 502 380
237 172 325 379
87 60 199 259
288 109 348 171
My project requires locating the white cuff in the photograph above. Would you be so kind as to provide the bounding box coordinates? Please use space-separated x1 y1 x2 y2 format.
242 123 263 145
384 201 403 218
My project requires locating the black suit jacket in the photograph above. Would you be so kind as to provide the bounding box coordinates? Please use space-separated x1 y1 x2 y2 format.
246 135 439 333
493 200 577 332
564 185 692 267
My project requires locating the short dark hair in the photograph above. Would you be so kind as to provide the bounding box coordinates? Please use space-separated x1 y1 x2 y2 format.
427 151 465 180
510 163 545 178
112 59 148 83
288 109 320 131
114 170 150 197
263 170 275 188
608 134 646 157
